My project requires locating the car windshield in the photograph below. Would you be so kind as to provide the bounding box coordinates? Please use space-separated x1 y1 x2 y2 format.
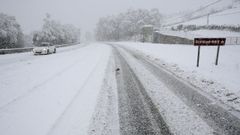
40 43 49 46
41 44 48 47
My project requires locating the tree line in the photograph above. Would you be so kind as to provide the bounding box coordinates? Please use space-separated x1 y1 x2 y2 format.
0 13 80 49
95 9 163 41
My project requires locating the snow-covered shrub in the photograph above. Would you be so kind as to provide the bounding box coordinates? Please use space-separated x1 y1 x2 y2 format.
0 13 24 49
33 14 80 46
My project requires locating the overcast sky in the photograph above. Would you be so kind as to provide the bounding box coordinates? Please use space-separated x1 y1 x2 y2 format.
0 0 213 34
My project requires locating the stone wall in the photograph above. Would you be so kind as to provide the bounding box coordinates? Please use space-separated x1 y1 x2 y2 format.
153 32 193 45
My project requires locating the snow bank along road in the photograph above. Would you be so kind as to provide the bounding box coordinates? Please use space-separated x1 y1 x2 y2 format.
0 43 240 135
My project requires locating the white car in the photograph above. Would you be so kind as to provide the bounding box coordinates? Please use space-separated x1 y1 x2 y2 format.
33 42 56 55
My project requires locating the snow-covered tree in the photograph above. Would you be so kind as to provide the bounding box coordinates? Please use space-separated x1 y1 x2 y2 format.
23 34 34 47
33 14 80 46
95 8 163 41
0 13 24 49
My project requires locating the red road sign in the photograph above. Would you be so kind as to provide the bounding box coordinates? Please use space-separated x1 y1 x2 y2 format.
194 38 226 46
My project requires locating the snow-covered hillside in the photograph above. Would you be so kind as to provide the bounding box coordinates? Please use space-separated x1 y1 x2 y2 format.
164 0 240 26
181 8 240 26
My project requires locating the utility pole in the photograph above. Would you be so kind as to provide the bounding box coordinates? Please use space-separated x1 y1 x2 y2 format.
207 14 210 25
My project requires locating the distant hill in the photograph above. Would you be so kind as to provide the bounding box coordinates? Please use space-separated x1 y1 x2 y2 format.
163 0 240 27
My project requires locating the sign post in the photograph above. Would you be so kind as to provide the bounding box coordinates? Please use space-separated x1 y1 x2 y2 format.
197 46 201 67
215 45 220 65
194 38 226 67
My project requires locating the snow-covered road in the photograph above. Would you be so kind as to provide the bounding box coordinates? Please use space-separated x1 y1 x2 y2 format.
112 44 240 135
1 43 240 135
0 44 112 135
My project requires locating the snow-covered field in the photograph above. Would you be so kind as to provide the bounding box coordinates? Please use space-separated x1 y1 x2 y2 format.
161 6 240 41
181 8 240 26
0 44 112 135
165 1 240 27
116 42 240 111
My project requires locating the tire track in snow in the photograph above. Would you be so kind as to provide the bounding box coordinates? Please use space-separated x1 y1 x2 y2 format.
88 53 120 135
46 51 106 135
118 45 240 135
0 49 89 110
113 47 172 135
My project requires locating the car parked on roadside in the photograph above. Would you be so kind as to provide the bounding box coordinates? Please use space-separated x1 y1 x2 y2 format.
32 42 56 55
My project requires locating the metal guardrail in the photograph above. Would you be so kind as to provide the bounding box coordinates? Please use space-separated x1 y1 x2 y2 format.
0 43 80 55
0 47 33 55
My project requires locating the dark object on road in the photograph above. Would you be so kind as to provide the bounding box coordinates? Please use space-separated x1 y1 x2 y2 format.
115 68 120 72
113 49 172 135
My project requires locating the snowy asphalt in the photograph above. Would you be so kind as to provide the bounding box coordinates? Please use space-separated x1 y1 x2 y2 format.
113 47 171 135
112 44 240 135
1 43 240 135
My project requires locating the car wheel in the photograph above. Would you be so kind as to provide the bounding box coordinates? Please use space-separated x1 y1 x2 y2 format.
47 50 49 54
